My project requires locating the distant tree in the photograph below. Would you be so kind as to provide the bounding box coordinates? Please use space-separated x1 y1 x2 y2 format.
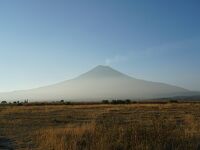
125 99 131 104
110 100 132 104
60 100 65 103
102 100 109 104
1 101 7 104
119 100 126 104
23 99 29 104
111 100 117 104
17 102 23 106
111 100 125 104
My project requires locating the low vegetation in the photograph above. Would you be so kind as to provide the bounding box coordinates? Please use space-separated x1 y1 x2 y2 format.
0 102 200 149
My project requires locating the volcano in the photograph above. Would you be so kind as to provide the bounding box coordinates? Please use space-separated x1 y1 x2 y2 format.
0 65 195 101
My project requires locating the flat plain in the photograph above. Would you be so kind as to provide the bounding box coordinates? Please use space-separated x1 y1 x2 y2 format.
0 102 200 150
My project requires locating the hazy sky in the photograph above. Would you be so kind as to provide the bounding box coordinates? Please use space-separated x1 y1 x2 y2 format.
0 0 200 92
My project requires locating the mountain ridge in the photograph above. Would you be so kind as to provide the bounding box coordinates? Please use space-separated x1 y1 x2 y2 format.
0 65 198 101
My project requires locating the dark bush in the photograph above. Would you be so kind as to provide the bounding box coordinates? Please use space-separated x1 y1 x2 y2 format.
65 102 71 105
102 100 109 104
60 100 65 103
111 100 127 104
169 100 179 103
125 99 131 104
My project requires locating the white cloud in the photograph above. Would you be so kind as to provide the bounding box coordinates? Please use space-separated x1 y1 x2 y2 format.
105 55 127 65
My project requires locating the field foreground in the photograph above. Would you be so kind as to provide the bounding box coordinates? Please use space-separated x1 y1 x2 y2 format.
1 103 200 150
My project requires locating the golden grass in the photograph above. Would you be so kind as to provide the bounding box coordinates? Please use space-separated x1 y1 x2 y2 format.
1 103 200 149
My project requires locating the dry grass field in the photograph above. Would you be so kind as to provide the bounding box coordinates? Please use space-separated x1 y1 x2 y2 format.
1 102 200 150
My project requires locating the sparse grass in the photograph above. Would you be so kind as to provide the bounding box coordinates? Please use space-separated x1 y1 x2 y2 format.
1 103 200 149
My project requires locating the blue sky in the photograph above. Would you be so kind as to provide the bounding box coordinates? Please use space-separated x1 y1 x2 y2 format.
0 0 200 92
